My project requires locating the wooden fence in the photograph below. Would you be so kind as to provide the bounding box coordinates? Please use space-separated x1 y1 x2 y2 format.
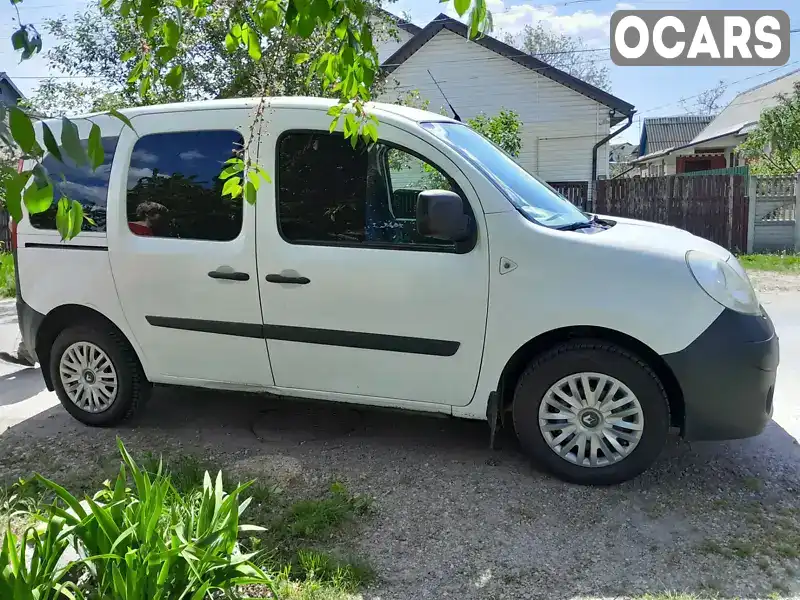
548 181 589 210
748 175 798 252
594 175 749 252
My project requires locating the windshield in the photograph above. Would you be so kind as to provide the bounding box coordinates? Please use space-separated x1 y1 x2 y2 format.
421 122 590 229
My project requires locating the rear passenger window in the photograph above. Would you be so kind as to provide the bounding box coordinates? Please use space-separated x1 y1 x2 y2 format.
30 137 119 232
126 130 244 241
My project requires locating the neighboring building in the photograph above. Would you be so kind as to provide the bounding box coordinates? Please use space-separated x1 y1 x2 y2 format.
0 72 24 107
377 13 635 199
609 142 639 177
372 8 422 64
634 115 715 176
633 70 800 176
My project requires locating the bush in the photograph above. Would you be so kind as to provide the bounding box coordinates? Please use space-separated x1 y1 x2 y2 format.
0 253 14 299
1 439 276 599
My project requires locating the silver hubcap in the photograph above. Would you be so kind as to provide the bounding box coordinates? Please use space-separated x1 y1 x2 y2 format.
539 372 644 468
59 342 118 413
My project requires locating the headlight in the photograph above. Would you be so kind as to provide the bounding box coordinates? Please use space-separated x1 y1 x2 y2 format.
686 250 761 315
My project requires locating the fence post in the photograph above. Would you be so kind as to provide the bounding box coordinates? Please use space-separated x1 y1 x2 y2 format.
727 174 734 251
795 172 800 253
747 176 757 253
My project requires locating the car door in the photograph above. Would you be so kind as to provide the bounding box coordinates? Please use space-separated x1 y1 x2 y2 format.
108 108 274 388
256 110 489 407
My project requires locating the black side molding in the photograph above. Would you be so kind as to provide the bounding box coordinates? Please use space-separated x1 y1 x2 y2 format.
146 316 460 357
25 242 108 251
145 316 263 339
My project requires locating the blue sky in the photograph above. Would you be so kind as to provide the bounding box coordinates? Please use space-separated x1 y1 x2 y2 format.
2 0 798 144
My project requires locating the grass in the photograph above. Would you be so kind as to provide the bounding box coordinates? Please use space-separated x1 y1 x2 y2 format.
739 252 800 272
0 252 14 298
1 449 375 598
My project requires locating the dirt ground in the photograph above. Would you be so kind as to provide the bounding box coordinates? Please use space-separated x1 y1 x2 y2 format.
1 275 799 599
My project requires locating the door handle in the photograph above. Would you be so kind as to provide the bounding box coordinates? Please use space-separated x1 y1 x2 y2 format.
265 274 310 285
208 270 250 281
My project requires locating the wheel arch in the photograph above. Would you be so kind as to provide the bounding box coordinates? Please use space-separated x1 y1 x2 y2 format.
497 325 685 431
35 304 145 391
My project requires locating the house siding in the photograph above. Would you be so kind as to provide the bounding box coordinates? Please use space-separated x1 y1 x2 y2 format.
377 29 611 184
373 22 415 64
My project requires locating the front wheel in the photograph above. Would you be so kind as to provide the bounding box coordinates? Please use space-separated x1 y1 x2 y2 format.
50 325 150 427
512 340 670 485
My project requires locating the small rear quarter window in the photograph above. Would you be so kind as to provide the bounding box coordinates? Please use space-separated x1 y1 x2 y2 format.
29 136 119 232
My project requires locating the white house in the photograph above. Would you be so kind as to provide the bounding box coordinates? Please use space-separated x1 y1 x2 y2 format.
375 13 635 204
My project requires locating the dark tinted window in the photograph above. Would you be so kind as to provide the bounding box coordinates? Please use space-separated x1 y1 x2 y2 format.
30 137 119 232
126 130 244 241
277 132 466 249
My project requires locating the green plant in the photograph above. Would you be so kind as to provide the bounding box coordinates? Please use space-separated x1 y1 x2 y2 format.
467 109 523 158
0 253 14 299
0 439 277 599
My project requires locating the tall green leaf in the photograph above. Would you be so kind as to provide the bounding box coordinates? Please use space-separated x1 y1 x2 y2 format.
60 118 87 166
9 107 37 154
88 124 104 170
41 122 63 162
23 182 54 215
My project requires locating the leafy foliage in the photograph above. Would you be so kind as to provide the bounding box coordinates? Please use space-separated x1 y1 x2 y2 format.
503 23 610 91
738 82 800 175
467 109 522 157
3 0 492 240
0 439 276 599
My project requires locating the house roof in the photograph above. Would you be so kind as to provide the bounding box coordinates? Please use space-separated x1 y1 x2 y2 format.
0 72 24 101
689 69 800 146
372 7 422 35
639 115 714 155
380 13 635 119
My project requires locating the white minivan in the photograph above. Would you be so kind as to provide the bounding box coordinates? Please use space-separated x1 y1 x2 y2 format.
12 98 778 485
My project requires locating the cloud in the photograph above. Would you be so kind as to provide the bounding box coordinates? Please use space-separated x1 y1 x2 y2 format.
127 166 154 187
616 3 636 9
179 149 206 161
132 149 159 164
59 181 109 203
450 0 615 44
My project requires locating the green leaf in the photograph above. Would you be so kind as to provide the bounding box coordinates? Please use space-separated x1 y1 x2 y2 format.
246 170 261 190
69 200 84 239
60 118 87 166
454 0 470 16
121 49 136 61
218 161 243 180
23 181 53 215
165 65 184 90
108 108 135 133
255 165 272 183
224 33 237 52
163 19 180 46
247 29 261 60
294 52 311 65
139 75 151 98
41 122 63 162
4 172 28 222
9 107 36 154
244 180 257 205
335 16 348 40
222 176 242 197
88 124 104 170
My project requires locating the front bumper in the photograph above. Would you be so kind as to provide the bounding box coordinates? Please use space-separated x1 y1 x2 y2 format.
662 307 779 441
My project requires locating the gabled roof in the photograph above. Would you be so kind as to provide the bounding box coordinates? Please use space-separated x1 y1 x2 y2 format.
380 13 634 119
372 7 422 35
689 69 800 146
639 115 714 156
0 72 24 101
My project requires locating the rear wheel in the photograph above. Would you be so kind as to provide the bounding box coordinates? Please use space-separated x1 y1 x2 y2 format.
512 339 669 485
50 325 149 426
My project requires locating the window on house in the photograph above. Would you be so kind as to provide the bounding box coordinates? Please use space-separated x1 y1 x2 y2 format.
30 136 119 232
126 130 244 241
276 131 468 250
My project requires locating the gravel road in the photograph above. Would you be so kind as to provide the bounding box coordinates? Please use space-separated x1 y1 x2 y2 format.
1 275 799 599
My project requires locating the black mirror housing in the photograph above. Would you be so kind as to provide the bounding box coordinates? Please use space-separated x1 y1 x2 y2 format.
416 190 471 242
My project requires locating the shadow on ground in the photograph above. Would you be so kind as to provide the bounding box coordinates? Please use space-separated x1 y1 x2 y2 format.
1 386 799 599
0 369 46 407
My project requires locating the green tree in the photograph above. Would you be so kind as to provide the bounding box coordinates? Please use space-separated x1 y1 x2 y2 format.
467 109 522 157
503 24 610 92
3 0 492 240
738 82 800 175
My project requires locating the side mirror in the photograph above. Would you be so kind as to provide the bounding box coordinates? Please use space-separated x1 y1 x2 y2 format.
416 190 471 242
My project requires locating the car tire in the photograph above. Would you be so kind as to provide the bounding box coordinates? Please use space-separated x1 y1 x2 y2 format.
512 339 670 485
50 325 150 427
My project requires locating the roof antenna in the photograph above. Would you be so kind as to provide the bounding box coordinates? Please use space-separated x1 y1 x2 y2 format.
427 69 461 122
